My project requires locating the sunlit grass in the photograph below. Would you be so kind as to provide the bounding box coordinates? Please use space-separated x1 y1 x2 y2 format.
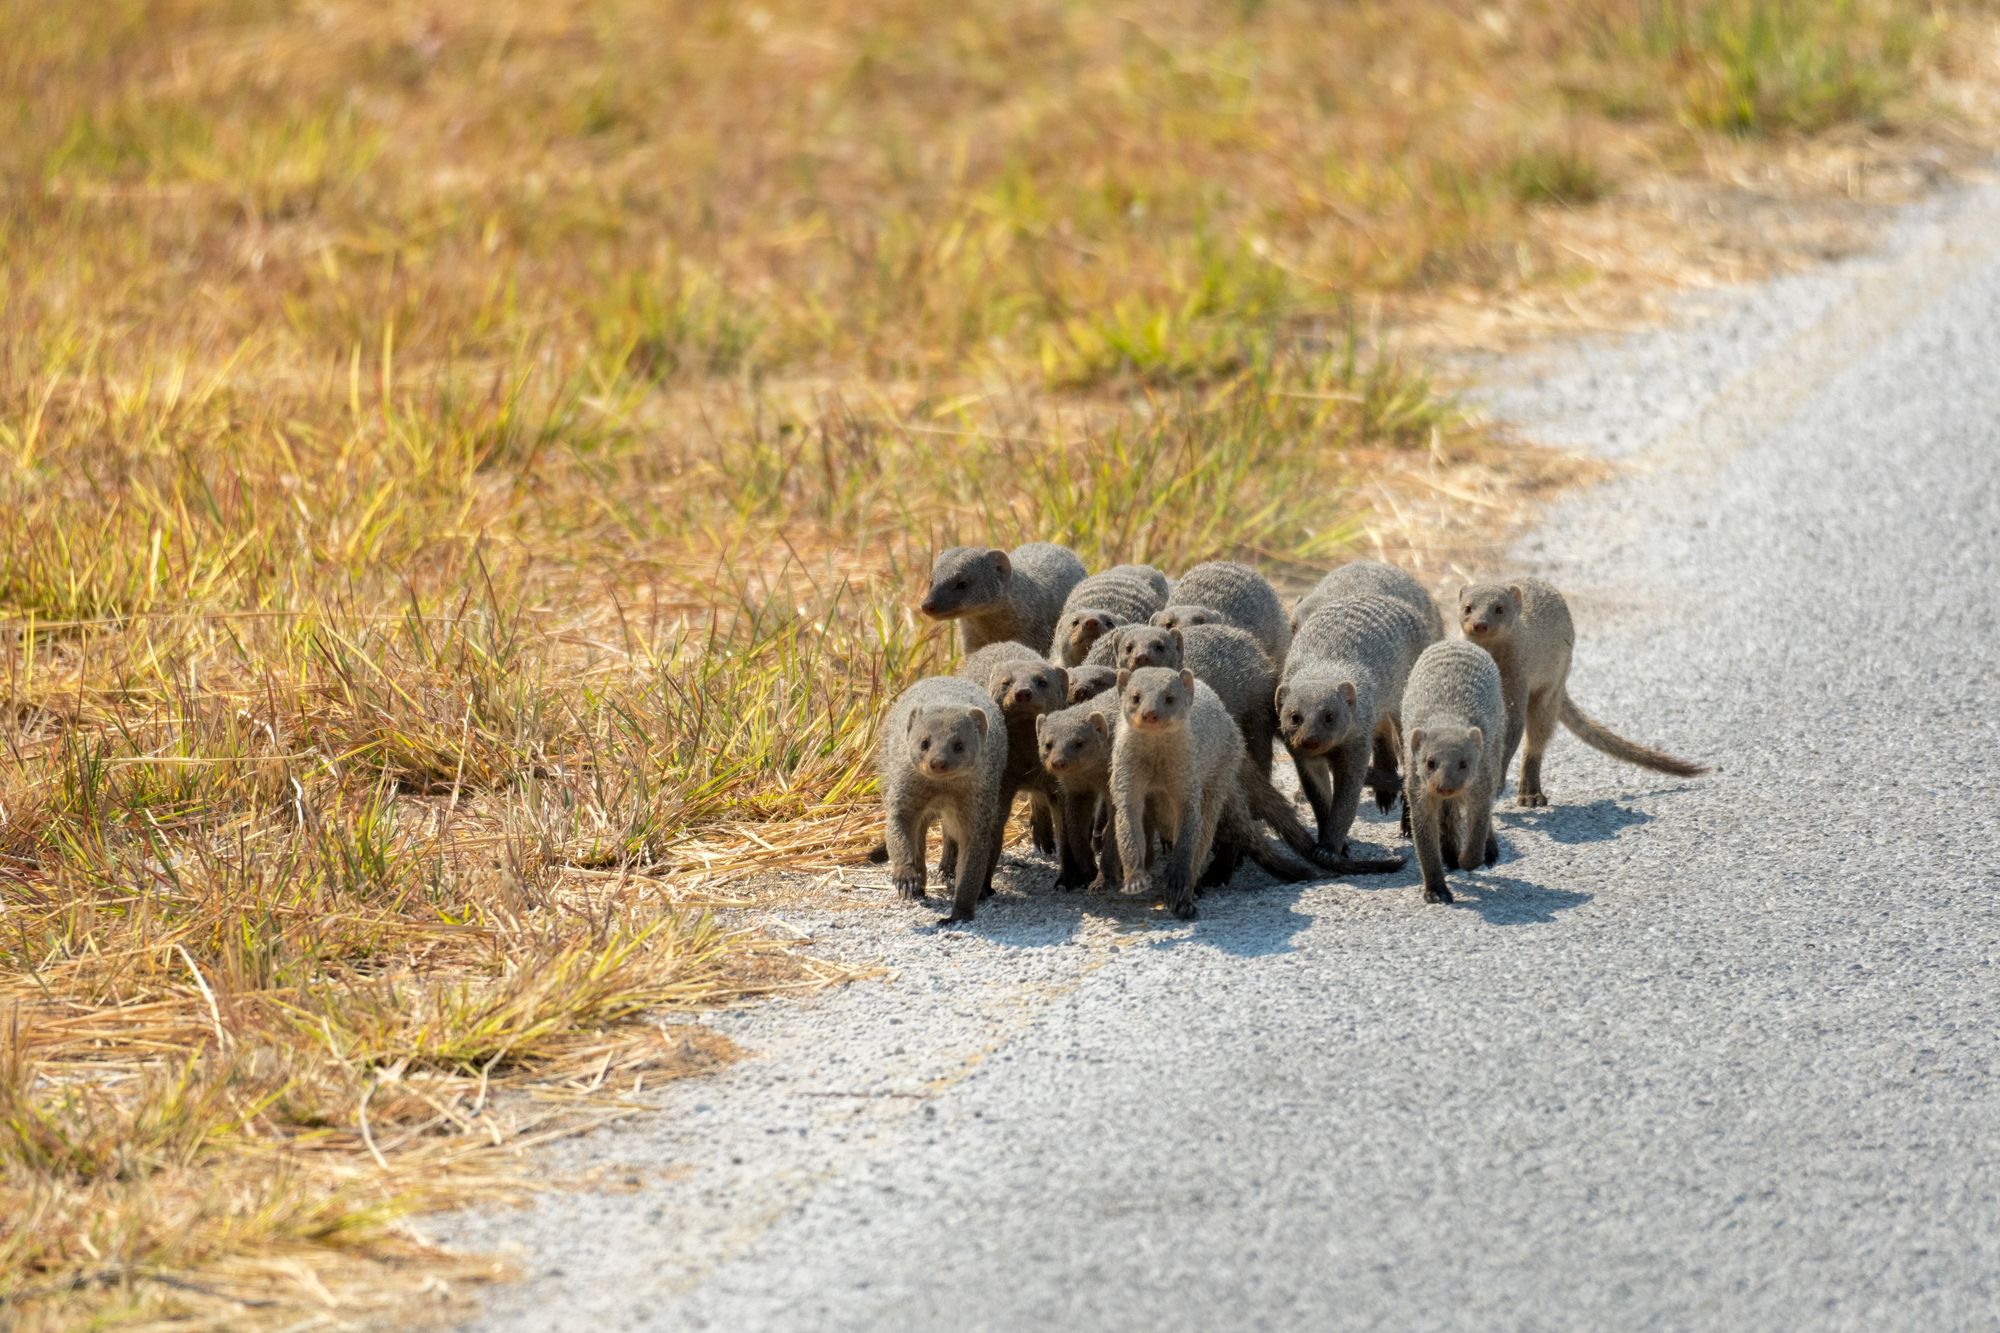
1 0 1993 1325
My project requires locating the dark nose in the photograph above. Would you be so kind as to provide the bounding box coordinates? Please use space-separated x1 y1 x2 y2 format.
919 597 939 616
1470 621 1487 634
1141 709 1160 724
1012 688 1033 705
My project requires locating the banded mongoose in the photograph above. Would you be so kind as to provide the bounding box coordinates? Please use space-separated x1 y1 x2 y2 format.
1050 565 1173 666
1153 560 1290 663
1459 578 1708 806
951 641 1070 859
879 676 1009 924
1278 593 1433 861
921 543 1086 656
1112 622 1398 874
1066 664 1121 704
1401 640 1507 904
1110 668 1309 919
1036 702 1124 890
1290 559 1446 644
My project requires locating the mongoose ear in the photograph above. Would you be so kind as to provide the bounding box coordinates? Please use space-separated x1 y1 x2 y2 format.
1088 711 1108 735
1049 666 1069 694
906 710 920 738
1178 668 1195 692
1116 669 1132 688
1506 584 1522 605
1469 726 1483 749
1457 584 1469 603
967 707 989 735
1273 682 1288 709
1408 727 1425 754
989 549 1011 578
1169 628 1184 653
1338 680 1357 707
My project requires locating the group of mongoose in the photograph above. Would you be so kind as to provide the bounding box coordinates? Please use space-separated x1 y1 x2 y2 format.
878 542 1706 926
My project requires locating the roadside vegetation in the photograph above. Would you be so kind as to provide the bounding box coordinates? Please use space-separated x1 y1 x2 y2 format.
3 0 1995 1325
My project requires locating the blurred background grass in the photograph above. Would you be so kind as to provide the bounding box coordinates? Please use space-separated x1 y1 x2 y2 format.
2 0 1996 1325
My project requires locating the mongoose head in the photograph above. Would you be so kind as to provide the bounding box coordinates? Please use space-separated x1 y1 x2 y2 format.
905 706 990 780
1036 709 1112 777
920 547 1011 621
1458 583 1523 643
988 660 1068 720
1116 667 1197 734
1274 675 1357 756
1152 605 1224 634
1054 608 1122 666
1066 665 1120 704
1116 625 1185 672
1408 726 1483 800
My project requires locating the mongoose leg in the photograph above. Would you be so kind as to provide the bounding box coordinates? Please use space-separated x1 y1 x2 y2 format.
1325 739 1371 859
1368 731 1402 813
1055 791 1098 889
1161 796 1202 920
938 833 959 881
1437 799 1462 871
1091 810 1125 891
1516 687 1559 807
1406 780 1453 905
1291 749 1337 850
1199 840 1241 889
1457 797 1492 872
1029 790 1058 855
943 801 1008 926
886 811 927 901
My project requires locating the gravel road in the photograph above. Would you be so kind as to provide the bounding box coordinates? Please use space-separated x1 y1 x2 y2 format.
443 180 2000 1330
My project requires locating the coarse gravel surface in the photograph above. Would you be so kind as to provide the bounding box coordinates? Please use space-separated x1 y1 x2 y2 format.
439 178 2000 1330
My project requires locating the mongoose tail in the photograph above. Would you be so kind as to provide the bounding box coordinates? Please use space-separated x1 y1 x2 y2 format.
1557 695 1708 778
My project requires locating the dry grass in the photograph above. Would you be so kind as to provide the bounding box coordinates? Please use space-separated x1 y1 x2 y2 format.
3 0 1998 1325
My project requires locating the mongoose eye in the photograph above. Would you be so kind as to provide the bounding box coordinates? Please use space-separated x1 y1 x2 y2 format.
1289 712 1302 726
953 740 965 753
1425 759 1437 772
919 739 930 751
1456 759 1467 770
953 579 967 590
1321 711 1334 724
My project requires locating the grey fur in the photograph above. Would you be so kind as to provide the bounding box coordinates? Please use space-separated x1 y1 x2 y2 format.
1111 622 1392 872
1290 560 1445 644
1155 560 1289 663
1036 702 1121 890
1458 578 1706 806
1065 664 1121 705
878 676 1009 924
1277 593 1435 860
955 641 1069 858
921 543 1085 655
1050 568 1172 666
1107 669 1241 920
1401 641 1507 904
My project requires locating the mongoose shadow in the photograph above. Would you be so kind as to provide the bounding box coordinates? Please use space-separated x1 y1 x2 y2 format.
1437 871 1593 926
1498 796 1655 846
910 857 1089 946
1136 881 1315 958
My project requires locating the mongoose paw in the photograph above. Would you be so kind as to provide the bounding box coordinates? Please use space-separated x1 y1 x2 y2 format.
1171 895 1199 921
865 842 889 864
892 873 927 901
1054 866 1092 891
978 883 997 901
1422 884 1454 905
1304 844 1348 870
936 907 975 927
1372 787 1401 815
1515 791 1548 808
1399 811 1412 838
1483 834 1500 867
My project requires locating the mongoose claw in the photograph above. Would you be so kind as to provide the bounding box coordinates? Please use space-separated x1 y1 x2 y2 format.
1422 884 1454 905
936 908 975 927
1170 895 1199 921
1514 791 1548 808
892 873 927 901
